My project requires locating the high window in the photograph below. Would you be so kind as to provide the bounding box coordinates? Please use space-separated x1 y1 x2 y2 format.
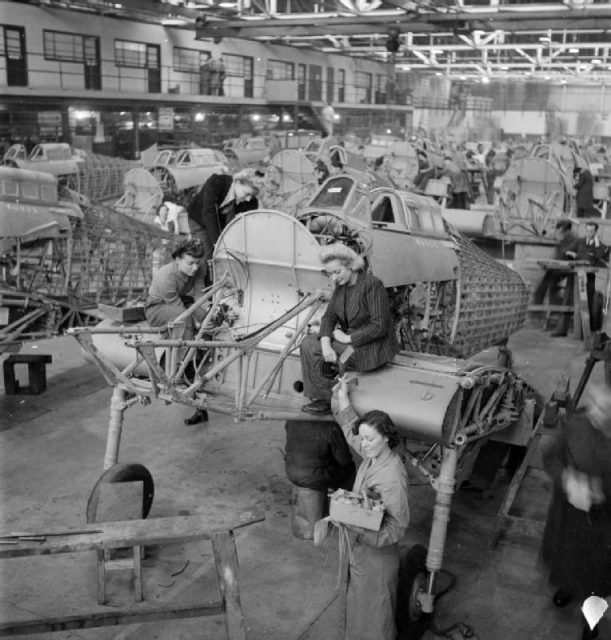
173 47 210 72
267 59 294 80
115 40 147 68
223 54 253 98
355 71 372 104
337 69 345 102
43 30 86 62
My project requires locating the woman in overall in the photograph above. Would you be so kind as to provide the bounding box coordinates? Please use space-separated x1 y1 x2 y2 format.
331 376 410 640
144 238 209 425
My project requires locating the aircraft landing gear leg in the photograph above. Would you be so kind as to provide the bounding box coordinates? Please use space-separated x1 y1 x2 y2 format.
88 385 155 523
104 385 128 470
397 441 461 639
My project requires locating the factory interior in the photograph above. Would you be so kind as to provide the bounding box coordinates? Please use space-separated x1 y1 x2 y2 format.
1 1 611 640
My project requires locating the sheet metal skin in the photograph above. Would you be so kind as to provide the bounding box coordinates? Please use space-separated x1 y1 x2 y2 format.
0 167 82 250
299 176 459 287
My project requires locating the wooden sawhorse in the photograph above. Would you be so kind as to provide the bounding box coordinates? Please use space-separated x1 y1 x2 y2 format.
0 513 264 638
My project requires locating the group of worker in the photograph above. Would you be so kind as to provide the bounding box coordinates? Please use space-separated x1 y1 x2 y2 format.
534 219 609 336
140 160 609 639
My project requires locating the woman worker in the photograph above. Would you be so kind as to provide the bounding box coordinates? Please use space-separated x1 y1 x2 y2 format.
144 238 209 425
540 382 611 640
187 169 261 269
331 376 410 640
300 243 399 416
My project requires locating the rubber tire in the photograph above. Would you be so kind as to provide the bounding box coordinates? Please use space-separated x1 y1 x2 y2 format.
86 463 155 524
396 544 431 640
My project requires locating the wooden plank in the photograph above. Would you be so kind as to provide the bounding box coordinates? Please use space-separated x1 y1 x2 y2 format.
212 530 247 640
576 268 591 343
0 602 224 636
498 515 545 538
527 304 573 313
0 512 265 559
489 416 544 549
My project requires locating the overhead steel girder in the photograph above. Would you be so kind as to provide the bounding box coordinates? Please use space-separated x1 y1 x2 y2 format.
195 8 611 40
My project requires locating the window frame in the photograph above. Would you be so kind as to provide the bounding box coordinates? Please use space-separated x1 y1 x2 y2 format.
114 39 148 69
172 46 210 72
43 29 86 63
267 58 295 80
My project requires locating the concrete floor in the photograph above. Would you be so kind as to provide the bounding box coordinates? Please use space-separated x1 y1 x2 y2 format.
0 320 609 640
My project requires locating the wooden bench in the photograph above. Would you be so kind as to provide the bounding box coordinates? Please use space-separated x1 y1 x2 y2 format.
0 512 264 638
528 261 610 342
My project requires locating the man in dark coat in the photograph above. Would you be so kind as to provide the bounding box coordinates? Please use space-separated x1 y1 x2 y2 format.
187 171 260 267
576 222 609 331
533 219 579 336
541 383 611 640
574 167 596 218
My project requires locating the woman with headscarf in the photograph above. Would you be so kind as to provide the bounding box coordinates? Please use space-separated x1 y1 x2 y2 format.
299 243 399 416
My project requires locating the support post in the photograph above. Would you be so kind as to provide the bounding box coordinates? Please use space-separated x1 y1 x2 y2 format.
421 445 459 614
104 386 127 470
211 530 247 640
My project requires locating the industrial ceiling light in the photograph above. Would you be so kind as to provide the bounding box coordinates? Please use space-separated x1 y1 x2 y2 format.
481 76 490 84
569 47 579 53
591 58 602 64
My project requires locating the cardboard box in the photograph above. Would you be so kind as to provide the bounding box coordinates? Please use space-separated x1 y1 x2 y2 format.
329 492 384 531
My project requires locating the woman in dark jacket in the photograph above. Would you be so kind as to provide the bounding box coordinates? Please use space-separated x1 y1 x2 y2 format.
300 243 399 415
187 169 261 266
541 383 611 640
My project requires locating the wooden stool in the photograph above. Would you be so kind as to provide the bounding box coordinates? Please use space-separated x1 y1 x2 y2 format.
94 481 144 604
3 354 52 395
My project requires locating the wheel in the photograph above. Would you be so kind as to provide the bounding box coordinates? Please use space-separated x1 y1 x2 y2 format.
396 544 431 640
86 462 155 523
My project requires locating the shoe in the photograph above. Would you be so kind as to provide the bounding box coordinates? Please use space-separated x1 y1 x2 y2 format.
553 589 573 607
551 331 568 337
301 400 332 415
184 409 208 425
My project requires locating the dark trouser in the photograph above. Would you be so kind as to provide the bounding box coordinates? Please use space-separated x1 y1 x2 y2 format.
534 270 565 306
451 190 469 209
586 272 602 331
555 274 575 334
300 334 355 402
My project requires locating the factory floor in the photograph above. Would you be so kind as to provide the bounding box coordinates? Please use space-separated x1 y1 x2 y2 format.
1 320 609 640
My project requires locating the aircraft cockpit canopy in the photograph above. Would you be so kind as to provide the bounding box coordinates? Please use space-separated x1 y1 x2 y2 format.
307 175 370 226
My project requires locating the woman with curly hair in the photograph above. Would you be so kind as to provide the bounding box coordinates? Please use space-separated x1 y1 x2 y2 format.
144 238 207 339
144 238 209 425
331 376 410 640
300 243 399 415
